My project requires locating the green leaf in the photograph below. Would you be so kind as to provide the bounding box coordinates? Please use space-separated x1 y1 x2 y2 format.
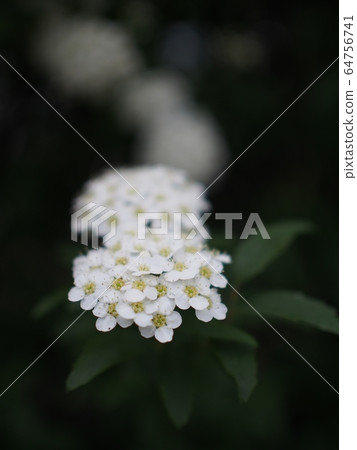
247 290 338 334
32 288 68 320
216 344 257 402
66 340 122 391
158 351 194 428
193 321 258 349
234 220 314 285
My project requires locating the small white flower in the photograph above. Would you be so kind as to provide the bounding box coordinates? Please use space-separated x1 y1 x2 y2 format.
139 302 182 343
68 271 111 310
93 300 133 331
116 298 158 327
122 275 158 302
130 254 173 276
196 253 228 289
195 289 228 322
173 280 210 311
164 248 201 282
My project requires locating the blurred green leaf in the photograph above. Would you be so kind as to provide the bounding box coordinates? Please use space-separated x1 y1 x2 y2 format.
248 290 338 334
234 220 314 285
158 351 194 428
216 344 257 402
193 321 258 349
66 339 122 391
32 288 68 320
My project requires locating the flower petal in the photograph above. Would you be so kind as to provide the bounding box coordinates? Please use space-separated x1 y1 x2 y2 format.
212 303 228 320
95 315 117 332
144 301 159 314
158 297 175 315
155 326 173 343
116 317 133 328
80 294 98 310
195 308 213 322
68 287 84 302
174 294 190 310
139 325 156 339
166 311 182 329
211 273 227 288
189 295 209 311
116 302 136 319
164 271 179 282
125 289 145 302
134 312 153 327
92 302 107 318
144 286 158 300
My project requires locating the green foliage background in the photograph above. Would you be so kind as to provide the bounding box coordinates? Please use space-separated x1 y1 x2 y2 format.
0 0 338 449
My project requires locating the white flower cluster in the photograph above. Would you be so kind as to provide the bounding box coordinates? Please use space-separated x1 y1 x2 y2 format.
72 165 210 237
69 166 230 343
35 16 142 98
69 232 230 343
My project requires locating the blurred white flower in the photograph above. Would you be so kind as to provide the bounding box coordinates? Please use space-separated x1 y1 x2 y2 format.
135 109 229 183
116 70 191 127
72 165 210 238
35 16 142 98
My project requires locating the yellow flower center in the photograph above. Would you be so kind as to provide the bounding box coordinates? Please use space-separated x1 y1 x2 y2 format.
156 284 167 297
83 282 96 295
174 262 187 272
200 266 212 279
159 247 171 257
185 246 198 254
108 303 118 317
131 302 145 313
156 194 166 201
110 242 122 252
113 278 125 290
153 314 167 328
184 285 198 298
134 244 145 252
132 280 146 291
115 257 128 265
138 264 150 272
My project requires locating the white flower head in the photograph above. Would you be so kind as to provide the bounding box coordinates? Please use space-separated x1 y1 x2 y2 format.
68 165 230 342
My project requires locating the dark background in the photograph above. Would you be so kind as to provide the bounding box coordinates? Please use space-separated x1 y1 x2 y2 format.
0 1 338 449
